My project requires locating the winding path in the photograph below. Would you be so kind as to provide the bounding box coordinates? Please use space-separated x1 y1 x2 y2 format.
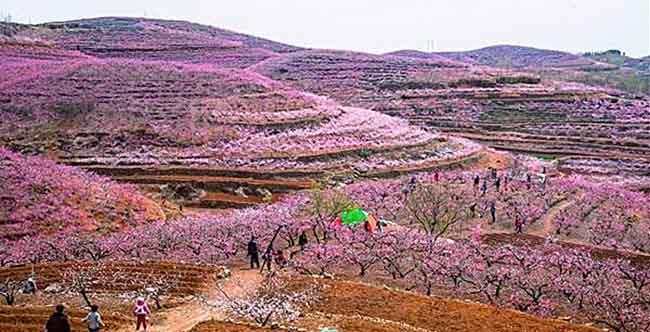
116 269 262 332
529 197 577 237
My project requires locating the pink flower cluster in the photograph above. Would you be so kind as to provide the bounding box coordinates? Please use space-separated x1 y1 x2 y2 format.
0 147 159 239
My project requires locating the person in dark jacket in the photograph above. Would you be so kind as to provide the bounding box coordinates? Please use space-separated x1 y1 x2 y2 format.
45 304 71 332
247 236 260 269
23 277 37 295
298 231 308 252
490 202 497 224
263 247 274 271
495 177 501 193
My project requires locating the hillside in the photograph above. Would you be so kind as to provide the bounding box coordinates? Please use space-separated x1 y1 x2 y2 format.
434 45 607 70
0 48 470 172
8 17 300 69
2 17 648 191
0 23 484 208
0 147 163 239
253 48 650 176
583 50 650 72
430 45 650 95
3 17 648 186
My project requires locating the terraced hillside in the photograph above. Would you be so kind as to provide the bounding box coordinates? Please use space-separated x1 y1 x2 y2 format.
428 45 650 96
432 45 610 70
0 261 221 296
253 49 650 176
0 49 474 171
0 21 484 207
9 17 299 69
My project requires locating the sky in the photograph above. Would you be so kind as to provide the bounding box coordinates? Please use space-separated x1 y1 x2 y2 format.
0 0 648 57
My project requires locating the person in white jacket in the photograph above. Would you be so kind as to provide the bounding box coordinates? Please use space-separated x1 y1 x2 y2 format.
81 305 105 332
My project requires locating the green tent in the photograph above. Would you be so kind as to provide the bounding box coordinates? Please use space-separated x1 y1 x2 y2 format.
340 208 368 226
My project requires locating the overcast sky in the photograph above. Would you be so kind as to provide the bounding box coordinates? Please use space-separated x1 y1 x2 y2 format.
1 0 648 57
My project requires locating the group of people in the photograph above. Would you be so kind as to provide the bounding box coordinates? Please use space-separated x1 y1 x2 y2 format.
44 297 151 332
247 231 309 271
473 168 507 196
470 168 552 233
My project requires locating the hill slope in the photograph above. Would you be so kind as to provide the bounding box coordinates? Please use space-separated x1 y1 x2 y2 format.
254 48 650 175
11 17 301 68
434 45 606 70
0 29 483 207
430 45 650 95
0 147 163 239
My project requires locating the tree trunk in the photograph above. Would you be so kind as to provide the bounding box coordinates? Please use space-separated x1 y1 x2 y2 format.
80 290 93 307
153 296 162 309
1 294 14 305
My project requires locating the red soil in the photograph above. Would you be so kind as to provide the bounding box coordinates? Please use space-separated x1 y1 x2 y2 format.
290 277 600 332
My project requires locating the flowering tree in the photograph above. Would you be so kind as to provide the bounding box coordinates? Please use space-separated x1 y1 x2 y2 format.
211 273 319 327
301 189 354 244
59 261 121 307
293 242 345 276
403 181 473 240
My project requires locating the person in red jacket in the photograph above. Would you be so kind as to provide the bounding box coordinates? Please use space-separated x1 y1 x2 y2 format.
133 297 151 332
274 249 288 269
44 304 71 332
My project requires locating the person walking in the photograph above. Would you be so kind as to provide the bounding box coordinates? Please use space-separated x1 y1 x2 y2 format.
133 297 151 332
515 218 524 234
274 249 288 269
263 247 274 272
247 236 260 269
402 176 417 199
490 202 497 224
298 231 308 252
409 175 417 188
473 175 480 190
44 304 71 332
481 180 488 196
401 182 410 200
377 219 386 233
82 305 105 332
495 177 501 193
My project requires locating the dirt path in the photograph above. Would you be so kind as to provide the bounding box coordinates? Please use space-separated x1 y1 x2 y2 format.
528 198 577 237
116 269 262 332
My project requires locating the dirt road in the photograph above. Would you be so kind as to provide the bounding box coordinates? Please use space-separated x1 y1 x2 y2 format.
116 269 262 332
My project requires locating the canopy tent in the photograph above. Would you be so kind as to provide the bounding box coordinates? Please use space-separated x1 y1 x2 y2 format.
341 208 367 225
336 208 377 232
